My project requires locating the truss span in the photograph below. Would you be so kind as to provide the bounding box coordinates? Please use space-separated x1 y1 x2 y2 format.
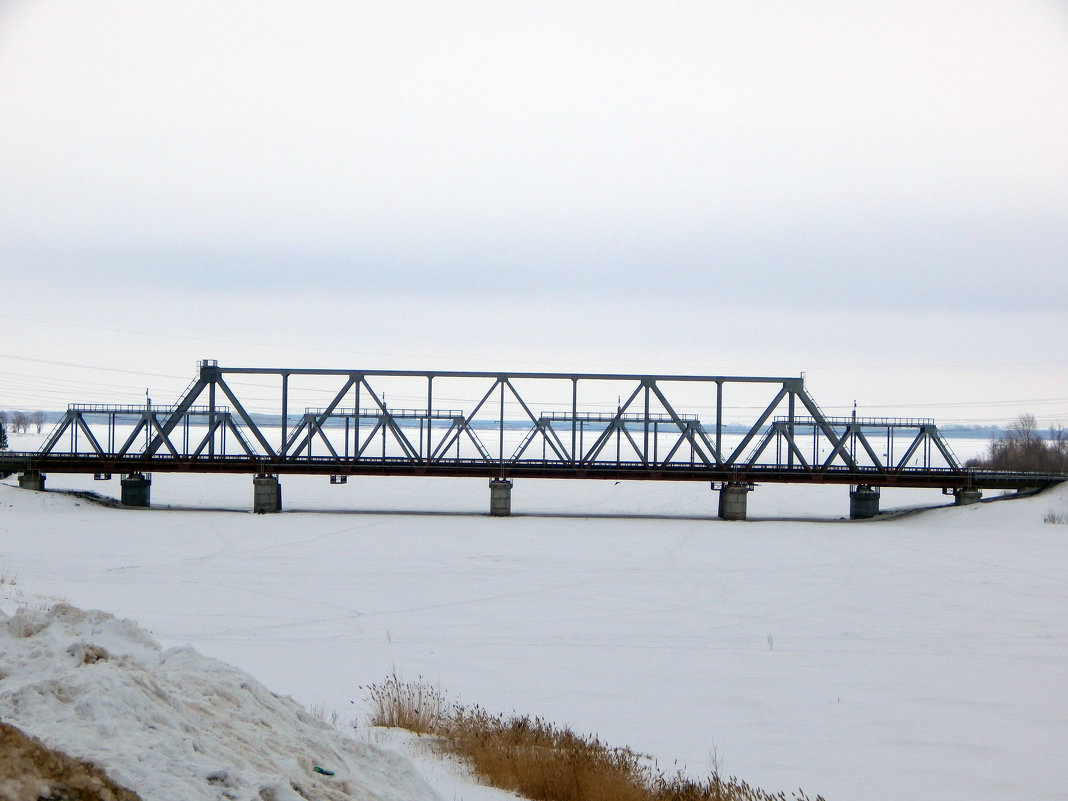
6 360 1062 492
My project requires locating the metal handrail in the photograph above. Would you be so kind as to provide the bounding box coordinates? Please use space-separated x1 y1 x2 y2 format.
540 411 700 423
773 415 936 427
68 404 230 415
303 407 463 419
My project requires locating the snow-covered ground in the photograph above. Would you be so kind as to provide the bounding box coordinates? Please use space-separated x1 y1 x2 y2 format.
1 463 1066 801
0 603 448 801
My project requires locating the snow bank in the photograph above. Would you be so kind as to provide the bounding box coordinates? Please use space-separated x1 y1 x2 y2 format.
0 603 442 801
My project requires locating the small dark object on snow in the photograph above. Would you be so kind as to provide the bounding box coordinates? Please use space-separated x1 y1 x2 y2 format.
313 766 335 776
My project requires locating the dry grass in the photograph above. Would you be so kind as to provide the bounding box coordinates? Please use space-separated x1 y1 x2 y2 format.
0 721 143 801
365 674 824 801
363 671 448 733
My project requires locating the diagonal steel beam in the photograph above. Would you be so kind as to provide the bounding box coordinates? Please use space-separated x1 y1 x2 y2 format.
659 428 692 465
146 378 210 456
853 428 884 470
894 429 928 472
618 423 647 466
145 413 181 458
116 419 148 457
383 415 421 461
648 382 717 465
726 386 789 466
73 414 106 456
213 375 278 458
288 378 358 457
428 379 502 462
821 425 855 470
355 419 387 459
780 427 811 470
794 388 857 470
463 424 493 462
741 426 777 468
191 416 226 458
38 414 75 455
359 378 422 461
579 382 644 466
929 427 961 470
310 418 342 461
504 380 570 463
284 417 315 457
224 415 260 458
430 419 463 462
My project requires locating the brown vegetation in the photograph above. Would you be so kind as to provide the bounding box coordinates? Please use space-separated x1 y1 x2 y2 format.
0 721 142 801
365 672 824 801
966 414 1068 473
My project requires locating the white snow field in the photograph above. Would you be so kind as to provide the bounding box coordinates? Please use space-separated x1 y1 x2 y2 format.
1 470 1066 801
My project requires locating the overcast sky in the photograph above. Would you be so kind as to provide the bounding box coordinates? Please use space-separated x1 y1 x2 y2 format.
1 1 1065 425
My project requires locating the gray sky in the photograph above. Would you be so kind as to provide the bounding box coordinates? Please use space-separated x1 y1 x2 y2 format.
1 1 1065 425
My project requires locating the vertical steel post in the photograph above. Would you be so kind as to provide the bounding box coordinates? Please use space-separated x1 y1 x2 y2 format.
280 373 289 458
571 378 578 464
208 378 216 459
498 379 505 476
787 391 795 469
426 376 433 464
716 380 723 461
643 380 650 465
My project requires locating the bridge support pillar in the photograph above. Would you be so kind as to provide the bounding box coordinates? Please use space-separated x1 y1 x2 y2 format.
489 478 512 516
717 483 750 521
954 488 982 506
120 473 151 507
18 470 45 492
253 475 282 514
849 485 881 519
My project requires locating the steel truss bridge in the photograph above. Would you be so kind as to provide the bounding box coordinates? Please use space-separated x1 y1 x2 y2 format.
4 361 1063 499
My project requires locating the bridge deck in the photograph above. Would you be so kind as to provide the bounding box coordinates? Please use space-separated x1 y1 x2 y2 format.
2 452 1061 492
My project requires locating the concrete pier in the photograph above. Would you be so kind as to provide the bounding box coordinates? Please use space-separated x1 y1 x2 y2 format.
954 488 982 506
253 475 282 514
717 483 750 521
489 478 513 516
849 485 881 519
18 470 45 492
120 473 152 507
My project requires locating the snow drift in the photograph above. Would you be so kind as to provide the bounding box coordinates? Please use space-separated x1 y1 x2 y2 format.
0 603 441 801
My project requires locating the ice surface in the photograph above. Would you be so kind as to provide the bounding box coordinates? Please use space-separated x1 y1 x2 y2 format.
1 473 1066 801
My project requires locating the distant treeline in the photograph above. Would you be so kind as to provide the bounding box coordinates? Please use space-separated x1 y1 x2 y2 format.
965 414 1068 473
0 410 46 435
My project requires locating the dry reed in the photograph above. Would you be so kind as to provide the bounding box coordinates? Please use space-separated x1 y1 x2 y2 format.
364 674 824 801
